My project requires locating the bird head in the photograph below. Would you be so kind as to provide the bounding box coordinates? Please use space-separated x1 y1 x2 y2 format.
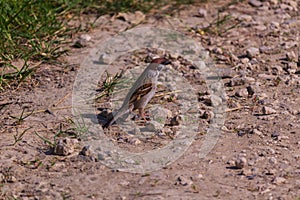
150 58 171 71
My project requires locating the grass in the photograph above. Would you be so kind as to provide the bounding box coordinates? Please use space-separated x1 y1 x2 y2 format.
0 0 196 90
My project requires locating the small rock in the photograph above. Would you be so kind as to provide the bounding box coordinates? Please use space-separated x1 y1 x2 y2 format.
235 157 247 169
240 57 250 64
212 47 223 54
7 176 17 183
170 115 184 126
114 11 145 25
269 0 278 5
230 77 246 86
246 47 260 58
227 160 236 166
282 41 298 49
269 157 277 164
252 129 263 136
242 168 252 176
73 34 91 48
0 173 4 182
280 3 294 11
259 46 273 54
80 145 94 157
246 85 258 96
119 180 130 186
235 88 248 97
248 0 262 7
262 106 276 115
238 14 253 22
131 11 146 25
253 24 267 31
272 177 286 185
99 53 112 64
286 51 297 62
271 65 283 75
258 74 276 80
271 132 280 138
200 110 214 120
270 21 280 29
145 121 164 131
149 105 172 124
53 138 78 156
129 137 141 145
197 8 207 18
176 176 193 186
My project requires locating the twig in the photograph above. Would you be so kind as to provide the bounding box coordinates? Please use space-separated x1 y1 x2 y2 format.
52 93 71 107
10 106 73 118
226 105 243 112
155 90 182 98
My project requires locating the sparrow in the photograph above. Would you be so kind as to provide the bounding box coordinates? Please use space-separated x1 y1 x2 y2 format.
103 57 171 128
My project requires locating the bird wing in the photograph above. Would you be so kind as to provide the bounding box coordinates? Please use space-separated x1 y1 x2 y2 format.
129 83 153 105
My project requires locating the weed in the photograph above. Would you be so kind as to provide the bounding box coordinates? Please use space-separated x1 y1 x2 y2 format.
34 130 60 148
95 70 124 100
12 127 31 145
10 108 34 125
0 0 197 89
67 116 89 138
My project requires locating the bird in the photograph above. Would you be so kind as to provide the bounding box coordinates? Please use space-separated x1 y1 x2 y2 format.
103 57 171 128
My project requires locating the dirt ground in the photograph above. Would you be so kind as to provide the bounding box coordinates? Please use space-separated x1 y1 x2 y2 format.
0 0 300 199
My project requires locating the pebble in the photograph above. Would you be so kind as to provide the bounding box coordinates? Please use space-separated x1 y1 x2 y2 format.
268 157 277 164
149 105 172 124
252 129 263 136
145 121 164 131
73 34 91 48
286 51 297 62
212 47 223 54
7 176 17 183
235 88 249 97
53 138 78 156
80 145 94 157
248 0 262 7
176 176 193 186
238 14 253 22
271 65 283 75
258 74 276 80
259 46 274 54
271 132 280 138
246 47 260 58
170 115 184 126
272 177 286 185
198 8 207 18
230 77 246 86
253 24 267 31
262 106 277 115
246 85 258 96
269 0 278 5
240 57 250 64
235 157 247 169
242 168 252 176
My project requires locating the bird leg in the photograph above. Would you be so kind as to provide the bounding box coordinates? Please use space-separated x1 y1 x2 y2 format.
138 108 147 121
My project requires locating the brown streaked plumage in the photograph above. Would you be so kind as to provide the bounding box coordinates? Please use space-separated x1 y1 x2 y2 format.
103 57 171 128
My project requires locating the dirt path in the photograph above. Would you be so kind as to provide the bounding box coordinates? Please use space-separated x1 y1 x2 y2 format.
0 0 299 199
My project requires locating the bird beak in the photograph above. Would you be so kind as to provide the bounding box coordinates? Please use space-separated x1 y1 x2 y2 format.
162 60 171 65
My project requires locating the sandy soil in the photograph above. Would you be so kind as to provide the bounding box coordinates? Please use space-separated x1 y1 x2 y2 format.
0 0 299 199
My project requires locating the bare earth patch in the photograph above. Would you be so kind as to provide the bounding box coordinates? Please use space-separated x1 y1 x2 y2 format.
0 0 299 199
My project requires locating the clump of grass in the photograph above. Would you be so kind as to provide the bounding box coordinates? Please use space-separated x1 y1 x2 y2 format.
95 70 124 100
10 107 34 125
0 0 196 90
0 0 73 88
12 127 32 145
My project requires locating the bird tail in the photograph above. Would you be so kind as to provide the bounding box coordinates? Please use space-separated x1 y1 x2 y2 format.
103 106 130 128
